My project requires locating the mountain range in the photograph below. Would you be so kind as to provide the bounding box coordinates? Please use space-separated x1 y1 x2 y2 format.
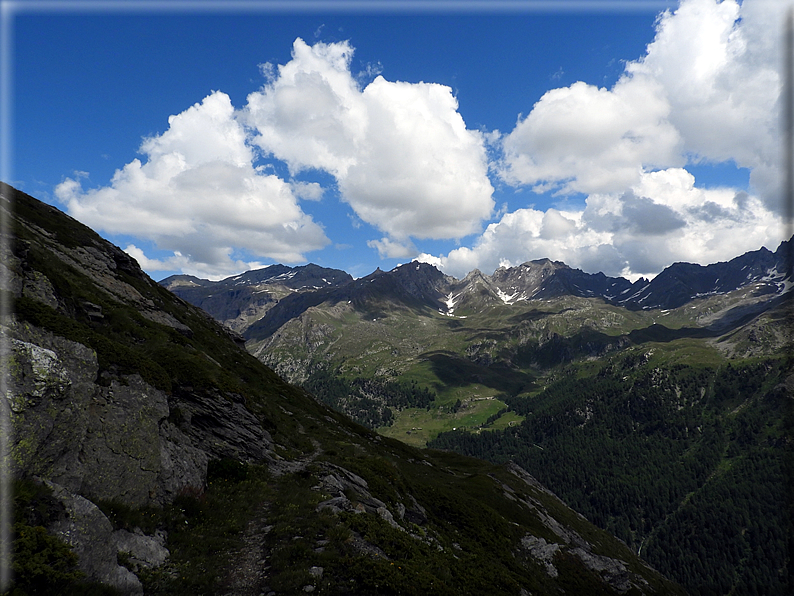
3 184 695 594
160 236 792 412
162 226 792 595
161 237 791 341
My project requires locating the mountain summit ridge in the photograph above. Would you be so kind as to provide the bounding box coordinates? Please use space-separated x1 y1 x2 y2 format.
165 237 790 341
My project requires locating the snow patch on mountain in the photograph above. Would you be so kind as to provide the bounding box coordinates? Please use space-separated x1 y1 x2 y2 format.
444 292 459 314
496 288 519 305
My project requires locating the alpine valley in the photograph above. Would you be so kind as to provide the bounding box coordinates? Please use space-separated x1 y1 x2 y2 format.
3 182 791 596
4 184 693 596
161 214 794 595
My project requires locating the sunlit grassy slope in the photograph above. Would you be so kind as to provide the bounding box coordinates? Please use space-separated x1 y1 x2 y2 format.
249 281 786 446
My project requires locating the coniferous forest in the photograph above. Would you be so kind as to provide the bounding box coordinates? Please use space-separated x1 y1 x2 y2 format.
429 355 792 594
303 367 436 428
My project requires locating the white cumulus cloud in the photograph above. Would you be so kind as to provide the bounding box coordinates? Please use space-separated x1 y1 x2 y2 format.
55 91 329 279
432 0 789 279
367 237 417 259
419 168 783 280
501 76 683 195
243 38 494 244
627 0 786 206
245 39 363 177
500 0 789 207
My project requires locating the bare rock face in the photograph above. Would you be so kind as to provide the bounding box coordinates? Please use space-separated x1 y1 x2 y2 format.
45 481 145 596
157 421 209 503
112 528 170 572
170 388 273 463
520 535 561 578
78 374 170 505
5 313 277 588
8 328 99 492
509 464 647 594
7 323 208 507
5 315 275 591
7 318 275 502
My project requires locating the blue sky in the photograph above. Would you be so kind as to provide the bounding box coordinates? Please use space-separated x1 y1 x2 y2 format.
6 0 791 281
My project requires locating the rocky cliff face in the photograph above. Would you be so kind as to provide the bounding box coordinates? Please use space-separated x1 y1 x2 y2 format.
9 325 201 507
3 186 280 593
2 184 685 596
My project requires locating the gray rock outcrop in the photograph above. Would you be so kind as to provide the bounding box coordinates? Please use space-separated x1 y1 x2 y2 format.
510 464 646 594
45 481 145 596
7 323 208 507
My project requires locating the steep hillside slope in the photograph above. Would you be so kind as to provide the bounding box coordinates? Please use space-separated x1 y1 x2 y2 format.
2 183 684 595
431 347 793 595
193 235 791 594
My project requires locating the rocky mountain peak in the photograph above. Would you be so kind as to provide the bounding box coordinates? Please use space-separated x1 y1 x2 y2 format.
159 262 353 334
490 259 571 301
388 260 453 296
159 274 211 289
460 268 489 284
617 240 790 310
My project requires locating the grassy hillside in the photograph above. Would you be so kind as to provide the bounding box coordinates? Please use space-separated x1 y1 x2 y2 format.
251 282 787 445
4 183 685 595
242 243 792 594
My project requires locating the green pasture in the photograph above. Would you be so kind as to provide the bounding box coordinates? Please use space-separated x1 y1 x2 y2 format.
378 394 509 447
